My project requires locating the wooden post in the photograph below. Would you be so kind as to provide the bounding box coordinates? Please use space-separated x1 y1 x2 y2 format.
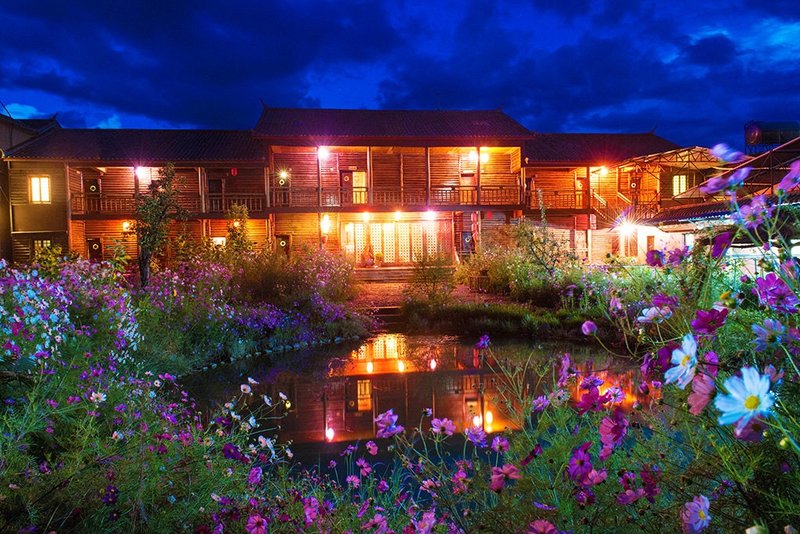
425 147 431 206
317 148 323 208
266 146 273 209
64 163 72 254
367 146 373 206
198 167 205 213
476 146 482 206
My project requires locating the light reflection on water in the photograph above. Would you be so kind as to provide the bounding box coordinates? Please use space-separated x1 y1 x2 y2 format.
184 334 651 445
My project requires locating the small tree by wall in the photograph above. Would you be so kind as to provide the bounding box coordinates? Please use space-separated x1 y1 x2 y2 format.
225 204 252 255
134 163 185 287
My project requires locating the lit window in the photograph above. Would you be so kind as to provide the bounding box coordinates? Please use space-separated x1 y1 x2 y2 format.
672 175 688 196
33 239 52 255
31 176 51 203
210 237 226 247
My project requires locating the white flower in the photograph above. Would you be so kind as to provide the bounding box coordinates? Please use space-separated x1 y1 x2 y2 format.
715 366 774 430
262 395 273 407
279 391 288 401
248 415 258 428
285 448 293 459
248 377 259 385
240 384 252 395
664 334 697 389
637 306 672 324
90 392 107 404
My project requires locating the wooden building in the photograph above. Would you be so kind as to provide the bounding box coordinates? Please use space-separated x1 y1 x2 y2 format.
2 107 706 266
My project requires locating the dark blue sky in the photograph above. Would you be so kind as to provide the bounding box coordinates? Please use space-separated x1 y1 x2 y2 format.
3 0 799 149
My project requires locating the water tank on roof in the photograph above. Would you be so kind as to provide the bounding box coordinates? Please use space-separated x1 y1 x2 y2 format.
744 121 800 152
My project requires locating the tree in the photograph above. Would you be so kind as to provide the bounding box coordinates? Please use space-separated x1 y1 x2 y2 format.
225 203 252 255
134 163 184 287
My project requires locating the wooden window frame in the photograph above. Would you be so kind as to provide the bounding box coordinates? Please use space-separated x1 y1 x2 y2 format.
30 176 51 204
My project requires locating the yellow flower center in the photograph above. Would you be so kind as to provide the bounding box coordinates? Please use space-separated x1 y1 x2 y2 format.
698 510 707 520
744 395 761 410
681 355 691 366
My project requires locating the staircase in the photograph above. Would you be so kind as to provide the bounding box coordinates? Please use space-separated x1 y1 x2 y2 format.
373 306 404 332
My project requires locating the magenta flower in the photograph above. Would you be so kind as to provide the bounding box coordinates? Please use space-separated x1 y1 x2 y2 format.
366 440 378 455
699 167 749 194
531 395 549 412
667 246 690 265
691 308 728 335
431 417 455 436
580 375 604 389
520 444 543 467
489 463 522 492
711 143 746 163
245 514 268 534
581 320 597 336
575 386 611 415
557 353 572 387
303 496 319 525
346 474 360 488
680 495 711 533
688 373 715 416
567 442 593 483
491 435 510 453
645 249 665 267
753 273 799 314
599 407 628 460
527 520 558 534
375 408 404 438
475 334 490 349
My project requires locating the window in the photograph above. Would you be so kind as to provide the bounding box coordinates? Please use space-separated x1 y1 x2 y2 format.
672 174 688 196
30 176 51 203
33 239 51 255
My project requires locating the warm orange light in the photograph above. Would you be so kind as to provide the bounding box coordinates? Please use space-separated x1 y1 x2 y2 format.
325 427 335 442
429 359 437 371
121 221 132 233
397 361 405 373
135 167 147 179
469 150 478 163
394 211 402 221
472 414 482 427
232 220 241 228
485 411 493 425
479 147 489 164
318 147 330 160
366 361 374 374
362 212 370 222
320 214 332 235
278 169 289 180
599 166 609 177
618 222 637 237
425 210 436 221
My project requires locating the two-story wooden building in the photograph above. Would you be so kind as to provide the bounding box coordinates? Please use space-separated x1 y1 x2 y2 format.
3 108 530 265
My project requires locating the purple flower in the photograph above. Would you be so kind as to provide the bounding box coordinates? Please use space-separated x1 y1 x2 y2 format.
431 417 455 436
575 386 611 415
680 495 711 533
652 293 679 308
776 160 800 194
581 320 597 336
731 195 774 230
374 409 404 438
699 167 750 194
711 143 746 163
753 273 799 314
465 425 487 447
711 231 733 259
752 318 786 351
475 334 490 349
690 308 728 335
567 442 593 483
599 407 628 460
645 249 665 267
531 395 549 412
247 466 262 486
667 246 690 265
491 435 510 453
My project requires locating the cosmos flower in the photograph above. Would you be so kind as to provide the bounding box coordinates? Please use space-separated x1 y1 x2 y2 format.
375 409 404 438
637 306 672 324
581 320 597 336
731 195 774 230
491 436 510 453
699 167 750 194
664 334 698 390
680 495 711 533
489 463 522 492
752 319 785 351
753 273 799 314
711 143 746 163
366 441 378 455
599 407 628 460
527 520 558 534
531 395 549 412
715 367 775 430
465 425 487 447
431 417 455 436
711 231 733 259
688 373 715 416
776 160 800 194
645 249 665 267
245 514 268 534
691 308 728 335
567 442 593 483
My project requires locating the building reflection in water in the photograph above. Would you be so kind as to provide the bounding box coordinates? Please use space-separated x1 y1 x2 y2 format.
195 334 653 445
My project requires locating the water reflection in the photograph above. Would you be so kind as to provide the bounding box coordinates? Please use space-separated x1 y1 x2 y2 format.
184 334 651 445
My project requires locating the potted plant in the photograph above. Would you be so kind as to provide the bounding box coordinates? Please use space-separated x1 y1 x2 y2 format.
375 252 384 267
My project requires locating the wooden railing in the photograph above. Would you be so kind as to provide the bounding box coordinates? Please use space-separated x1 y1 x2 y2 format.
72 185 525 215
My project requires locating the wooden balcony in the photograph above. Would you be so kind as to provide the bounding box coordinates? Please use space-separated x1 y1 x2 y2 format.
71 185 524 217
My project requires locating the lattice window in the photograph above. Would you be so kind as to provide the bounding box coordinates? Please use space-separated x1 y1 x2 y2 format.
411 224 423 262
357 379 372 411
382 223 396 263
397 223 411 263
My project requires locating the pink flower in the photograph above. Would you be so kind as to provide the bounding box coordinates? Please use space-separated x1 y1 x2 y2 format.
688 373 715 415
527 520 558 534
413 510 437 534
491 436 509 453
680 495 711 533
711 231 733 259
532 395 549 412
303 496 319 525
362 513 387 532
599 407 628 460
489 463 522 492
366 441 378 455
245 514 268 534
374 409 404 438
645 249 665 267
431 417 455 436
346 475 360 488
575 386 611 415
465 425 487 447
356 457 372 477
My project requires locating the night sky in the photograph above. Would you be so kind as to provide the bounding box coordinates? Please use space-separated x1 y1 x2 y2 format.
3 0 799 149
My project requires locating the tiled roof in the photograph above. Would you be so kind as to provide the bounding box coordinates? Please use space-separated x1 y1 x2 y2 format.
17 117 60 133
253 107 532 143
647 191 800 225
523 133 681 165
5 129 266 163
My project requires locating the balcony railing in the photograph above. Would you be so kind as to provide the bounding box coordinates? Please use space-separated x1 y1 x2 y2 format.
72 185 525 216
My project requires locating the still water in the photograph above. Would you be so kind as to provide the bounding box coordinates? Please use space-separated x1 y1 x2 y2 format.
183 334 645 446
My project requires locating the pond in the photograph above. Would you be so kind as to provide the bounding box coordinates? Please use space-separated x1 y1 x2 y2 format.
182 334 648 448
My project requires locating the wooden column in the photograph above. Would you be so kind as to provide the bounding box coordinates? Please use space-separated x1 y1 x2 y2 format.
266 146 273 208
367 146 373 205
317 148 323 208
198 167 205 213
425 147 431 206
64 163 72 254
476 146 482 206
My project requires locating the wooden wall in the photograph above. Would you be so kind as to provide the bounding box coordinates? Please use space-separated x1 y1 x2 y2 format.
274 213 328 255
